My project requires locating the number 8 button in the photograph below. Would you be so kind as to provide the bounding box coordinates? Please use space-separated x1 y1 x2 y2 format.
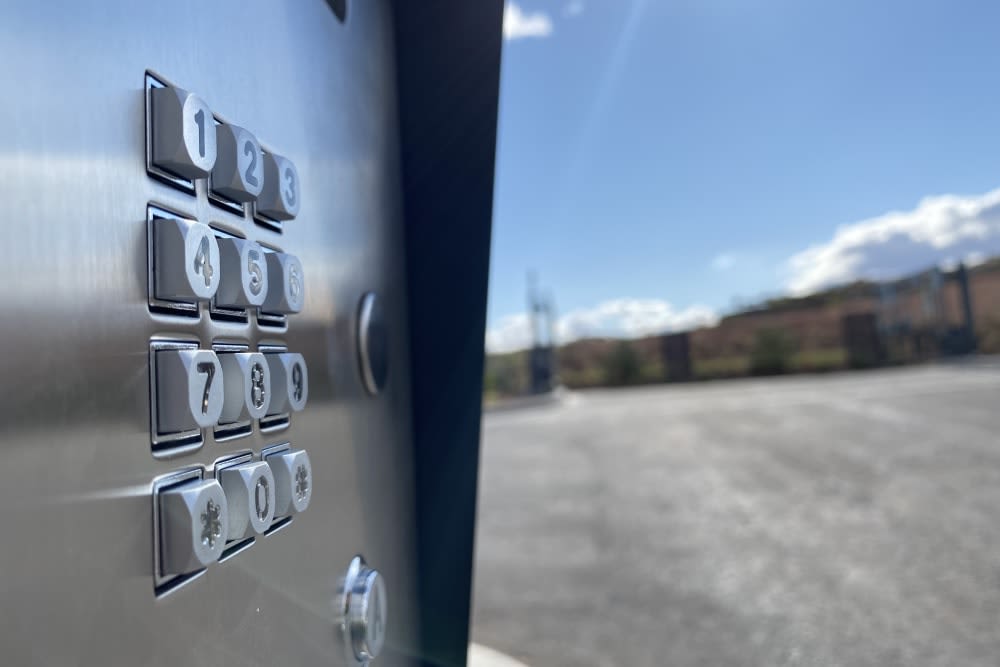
212 124 264 203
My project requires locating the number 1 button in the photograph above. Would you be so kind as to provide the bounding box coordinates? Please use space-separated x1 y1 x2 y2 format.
151 86 217 179
155 349 224 433
211 124 264 203
153 218 221 302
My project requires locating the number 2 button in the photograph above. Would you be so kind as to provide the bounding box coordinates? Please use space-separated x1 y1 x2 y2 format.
153 218 221 303
211 124 264 203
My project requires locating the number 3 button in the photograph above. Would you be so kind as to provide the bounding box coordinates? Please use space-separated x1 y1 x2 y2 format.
211 124 264 203
153 218 221 302
258 152 300 221
155 349 224 433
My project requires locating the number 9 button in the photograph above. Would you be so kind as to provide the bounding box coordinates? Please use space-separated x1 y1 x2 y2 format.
212 123 264 203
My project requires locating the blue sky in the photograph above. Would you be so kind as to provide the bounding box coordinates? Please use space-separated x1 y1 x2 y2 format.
486 0 1000 352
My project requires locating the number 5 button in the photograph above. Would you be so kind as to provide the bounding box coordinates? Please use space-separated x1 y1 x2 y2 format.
211 124 264 203
151 86 217 179
258 152 300 220
153 218 220 302
155 349 224 433
215 238 268 308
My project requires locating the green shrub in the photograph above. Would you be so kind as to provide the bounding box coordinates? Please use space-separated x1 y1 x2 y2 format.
749 329 794 376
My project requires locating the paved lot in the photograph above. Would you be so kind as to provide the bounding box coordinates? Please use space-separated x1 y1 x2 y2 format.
471 362 1000 667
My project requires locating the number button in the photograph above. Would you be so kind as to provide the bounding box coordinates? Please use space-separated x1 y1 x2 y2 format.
261 252 305 314
218 461 276 540
155 349 225 433
264 449 312 517
153 218 221 302
215 238 269 308
258 152 300 220
159 478 229 576
264 352 309 415
211 123 264 203
218 352 271 423
151 86 217 179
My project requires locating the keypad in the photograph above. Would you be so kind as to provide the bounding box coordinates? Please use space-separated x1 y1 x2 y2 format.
145 73 313 595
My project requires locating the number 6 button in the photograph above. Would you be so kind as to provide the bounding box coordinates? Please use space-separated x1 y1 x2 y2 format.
262 252 305 314
258 152 300 220
155 349 224 433
211 124 264 203
151 86 217 179
153 218 221 302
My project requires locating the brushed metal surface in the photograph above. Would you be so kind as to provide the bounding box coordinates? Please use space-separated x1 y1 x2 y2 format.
0 2 419 665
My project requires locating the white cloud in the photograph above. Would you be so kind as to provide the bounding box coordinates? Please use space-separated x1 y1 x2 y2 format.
711 252 737 271
564 1 585 17
787 188 1000 294
504 3 553 40
486 299 718 353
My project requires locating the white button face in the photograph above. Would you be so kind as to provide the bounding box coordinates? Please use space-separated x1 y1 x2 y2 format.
264 352 309 415
257 152 300 220
218 352 271 423
219 461 276 540
265 449 312 516
155 349 224 433
159 478 228 576
215 238 268 308
262 252 305 314
153 218 221 302
151 86 217 179
211 123 264 203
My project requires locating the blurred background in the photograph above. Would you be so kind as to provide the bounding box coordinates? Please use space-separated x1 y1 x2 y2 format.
471 2 1000 665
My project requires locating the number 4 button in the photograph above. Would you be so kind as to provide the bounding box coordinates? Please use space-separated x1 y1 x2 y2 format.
153 218 221 303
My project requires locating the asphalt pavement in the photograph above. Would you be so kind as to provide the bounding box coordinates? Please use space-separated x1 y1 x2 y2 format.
471 361 1000 667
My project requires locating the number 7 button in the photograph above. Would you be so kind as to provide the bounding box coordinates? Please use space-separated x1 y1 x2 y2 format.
155 349 224 434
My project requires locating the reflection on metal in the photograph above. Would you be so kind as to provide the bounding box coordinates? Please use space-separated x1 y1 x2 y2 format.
358 292 389 395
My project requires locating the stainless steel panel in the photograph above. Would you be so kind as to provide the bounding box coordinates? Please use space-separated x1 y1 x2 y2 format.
0 2 419 664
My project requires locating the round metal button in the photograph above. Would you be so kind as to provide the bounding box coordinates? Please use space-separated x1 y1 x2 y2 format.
339 556 387 665
357 292 388 396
